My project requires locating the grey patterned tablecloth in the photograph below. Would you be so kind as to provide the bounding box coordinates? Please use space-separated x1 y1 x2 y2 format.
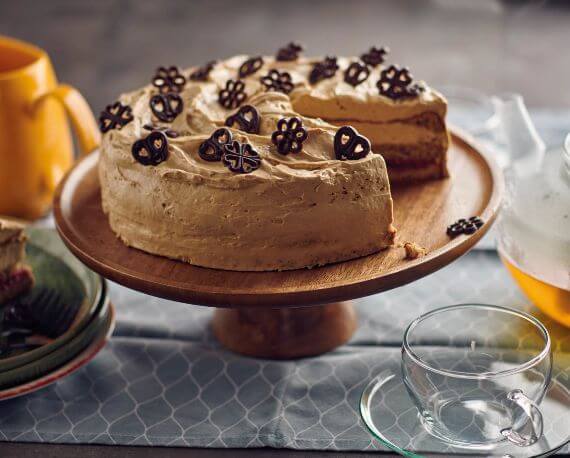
0 111 568 452
0 251 568 452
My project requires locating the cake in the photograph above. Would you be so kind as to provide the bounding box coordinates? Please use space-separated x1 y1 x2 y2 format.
98 44 449 271
0 219 34 303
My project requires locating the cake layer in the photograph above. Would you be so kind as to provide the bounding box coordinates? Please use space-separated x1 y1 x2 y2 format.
384 161 448 184
308 111 449 181
0 235 26 273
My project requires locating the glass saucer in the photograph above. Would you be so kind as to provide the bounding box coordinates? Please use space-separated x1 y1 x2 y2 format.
360 370 570 457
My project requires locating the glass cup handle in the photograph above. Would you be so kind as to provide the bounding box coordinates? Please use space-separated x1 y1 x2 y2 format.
500 389 543 447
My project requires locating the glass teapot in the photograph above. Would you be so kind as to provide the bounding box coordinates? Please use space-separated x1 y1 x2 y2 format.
496 102 570 328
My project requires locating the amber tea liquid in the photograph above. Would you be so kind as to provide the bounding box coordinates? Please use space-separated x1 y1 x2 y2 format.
500 251 570 327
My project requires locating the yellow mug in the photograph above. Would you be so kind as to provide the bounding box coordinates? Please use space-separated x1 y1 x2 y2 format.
0 35 100 220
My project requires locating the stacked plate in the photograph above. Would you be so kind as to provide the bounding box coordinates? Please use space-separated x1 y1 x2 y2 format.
0 228 114 400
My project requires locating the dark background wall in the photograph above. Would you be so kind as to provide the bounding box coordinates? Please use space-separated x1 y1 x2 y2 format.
1 0 569 112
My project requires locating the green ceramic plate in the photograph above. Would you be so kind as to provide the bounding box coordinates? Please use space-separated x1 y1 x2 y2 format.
0 301 115 398
0 228 104 372
0 282 111 390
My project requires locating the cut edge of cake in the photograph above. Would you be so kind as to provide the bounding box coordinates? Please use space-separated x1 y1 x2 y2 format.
0 219 34 304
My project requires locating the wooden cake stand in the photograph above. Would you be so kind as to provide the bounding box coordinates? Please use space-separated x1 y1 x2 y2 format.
54 131 503 359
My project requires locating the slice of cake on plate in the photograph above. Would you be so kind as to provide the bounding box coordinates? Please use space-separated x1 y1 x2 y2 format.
0 219 34 304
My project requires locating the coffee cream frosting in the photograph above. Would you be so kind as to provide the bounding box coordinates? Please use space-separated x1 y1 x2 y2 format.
99 54 449 271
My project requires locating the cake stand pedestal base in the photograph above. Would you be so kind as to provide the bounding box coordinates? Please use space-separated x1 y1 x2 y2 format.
212 302 357 359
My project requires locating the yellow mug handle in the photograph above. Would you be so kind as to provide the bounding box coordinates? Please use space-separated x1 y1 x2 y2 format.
34 84 101 157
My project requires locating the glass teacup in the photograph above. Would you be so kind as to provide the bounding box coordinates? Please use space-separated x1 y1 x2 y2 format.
401 304 552 450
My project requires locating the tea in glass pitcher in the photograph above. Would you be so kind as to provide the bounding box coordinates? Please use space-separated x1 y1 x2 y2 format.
497 134 570 326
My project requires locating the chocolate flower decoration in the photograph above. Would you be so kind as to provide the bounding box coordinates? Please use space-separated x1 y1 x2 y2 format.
377 65 419 100
189 60 217 81
150 92 183 122
271 117 308 155
223 140 261 174
344 61 370 87
309 56 339 85
260 69 294 94
198 128 233 162
360 46 389 67
152 66 186 93
143 123 179 138
334 126 370 161
99 101 133 133
239 56 264 78
219 79 247 109
276 42 304 61
225 105 260 134
132 131 169 166
447 217 484 237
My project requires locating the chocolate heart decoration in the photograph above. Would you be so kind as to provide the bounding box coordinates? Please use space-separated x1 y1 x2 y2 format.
222 140 262 174
198 128 233 162
150 92 183 122
333 126 370 161
225 105 260 134
132 131 169 166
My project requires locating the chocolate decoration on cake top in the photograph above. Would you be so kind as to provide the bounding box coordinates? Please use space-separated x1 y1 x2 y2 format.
132 131 169 166
377 65 420 100
222 140 262 174
189 60 217 81
99 101 134 133
447 217 484 237
260 69 294 94
360 46 389 67
334 126 371 161
198 128 233 162
276 42 304 61
309 56 339 85
271 117 308 155
152 66 186 93
225 105 260 134
150 92 183 122
344 61 370 87
143 124 179 138
219 79 247 109
239 56 264 78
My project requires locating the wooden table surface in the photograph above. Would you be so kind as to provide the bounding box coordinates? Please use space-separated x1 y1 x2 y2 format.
0 0 568 456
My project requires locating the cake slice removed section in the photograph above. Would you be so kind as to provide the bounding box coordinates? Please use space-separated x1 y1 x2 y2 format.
0 219 34 304
289 61 450 184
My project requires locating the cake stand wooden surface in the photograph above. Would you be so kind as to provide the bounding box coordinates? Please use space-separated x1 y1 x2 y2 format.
54 131 503 359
